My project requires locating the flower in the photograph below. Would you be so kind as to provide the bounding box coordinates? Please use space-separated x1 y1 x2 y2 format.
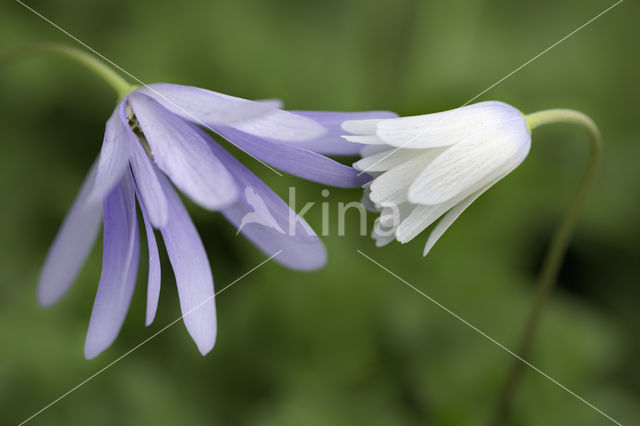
39 83 395 359
342 101 531 256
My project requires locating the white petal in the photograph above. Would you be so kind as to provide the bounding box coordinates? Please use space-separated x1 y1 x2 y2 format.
354 148 425 172
360 144 390 157
408 118 530 205
342 118 383 134
369 148 445 206
395 202 454 243
377 101 524 149
342 135 387 145
423 190 483 257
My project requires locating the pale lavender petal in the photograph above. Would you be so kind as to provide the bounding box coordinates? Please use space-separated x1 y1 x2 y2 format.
204 134 326 270
214 126 371 188
137 83 282 125
136 187 161 326
128 93 238 210
158 174 216 355
139 83 326 142
84 174 140 359
87 104 133 205
129 138 169 228
288 111 398 155
38 162 102 307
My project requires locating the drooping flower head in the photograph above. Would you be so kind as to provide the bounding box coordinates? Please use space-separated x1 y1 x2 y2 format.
39 83 395 358
342 101 530 255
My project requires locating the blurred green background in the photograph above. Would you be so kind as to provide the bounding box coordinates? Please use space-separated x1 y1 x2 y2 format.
1 0 638 425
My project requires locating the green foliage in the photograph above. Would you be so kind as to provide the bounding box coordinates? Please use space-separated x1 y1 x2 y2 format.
1 0 638 424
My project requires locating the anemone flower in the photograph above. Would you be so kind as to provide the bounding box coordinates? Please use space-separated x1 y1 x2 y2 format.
342 101 530 256
39 83 395 358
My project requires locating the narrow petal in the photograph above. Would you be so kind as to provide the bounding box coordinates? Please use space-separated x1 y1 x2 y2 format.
129 93 238 210
203 132 327 270
38 162 103 307
376 101 524 149
408 119 530 205
129 139 169 228
285 111 397 155
88 104 133 205
423 190 483 257
355 148 425 172
424 142 531 255
139 84 326 142
341 118 384 135
342 135 387 145
214 126 370 188
395 202 453 244
84 174 140 359
158 175 216 355
136 187 161 326
369 149 445 206
137 83 282 125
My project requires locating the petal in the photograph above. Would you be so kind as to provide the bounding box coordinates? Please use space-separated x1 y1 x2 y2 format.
354 148 425 172
214 125 371 188
137 83 282 125
424 141 531 255
204 133 327 270
87 104 133 205
129 93 238 210
230 109 327 142
138 84 326 142
38 162 103 307
342 135 387 145
285 110 397 155
84 174 140 359
129 139 169 228
394 202 454 244
408 118 530 205
376 101 524 149
341 118 385 135
136 187 161 326
158 175 216 355
369 148 445 206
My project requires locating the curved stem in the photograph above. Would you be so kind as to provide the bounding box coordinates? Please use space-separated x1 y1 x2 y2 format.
0 43 135 98
490 109 602 426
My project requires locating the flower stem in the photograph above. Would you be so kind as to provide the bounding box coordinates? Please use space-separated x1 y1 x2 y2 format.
490 109 602 426
0 43 135 98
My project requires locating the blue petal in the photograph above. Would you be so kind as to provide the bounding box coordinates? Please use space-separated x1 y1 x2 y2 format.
84 173 140 359
88 103 133 205
38 162 103 306
129 93 238 210
214 125 371 188
158 174 217 355
136 186 161 326
201 130 327 270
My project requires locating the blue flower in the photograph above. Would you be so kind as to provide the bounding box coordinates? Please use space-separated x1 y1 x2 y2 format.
39 83 395 358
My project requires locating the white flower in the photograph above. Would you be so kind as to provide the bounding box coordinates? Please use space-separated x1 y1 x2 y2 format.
342 101 531 256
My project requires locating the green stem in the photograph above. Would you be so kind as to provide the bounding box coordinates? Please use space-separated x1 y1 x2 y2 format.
0 43 135 98
490 109 602 426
